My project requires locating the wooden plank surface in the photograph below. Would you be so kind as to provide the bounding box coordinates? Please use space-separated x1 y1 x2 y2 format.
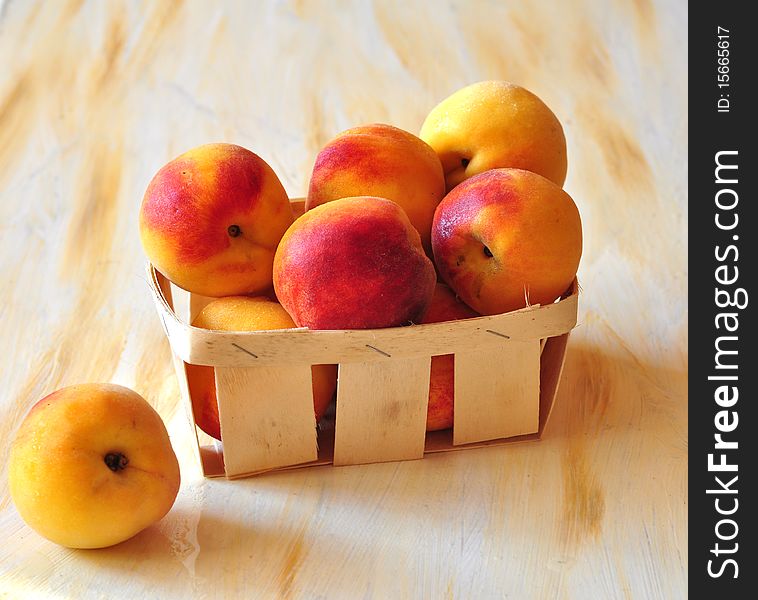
0 1 687 598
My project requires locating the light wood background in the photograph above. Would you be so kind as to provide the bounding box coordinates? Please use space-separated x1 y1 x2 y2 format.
0 1 687 598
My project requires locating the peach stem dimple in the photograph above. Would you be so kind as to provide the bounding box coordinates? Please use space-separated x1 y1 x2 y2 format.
227 224 242 237
104 452 129 472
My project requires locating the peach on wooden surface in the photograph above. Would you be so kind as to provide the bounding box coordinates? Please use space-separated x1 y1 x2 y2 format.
139 143 294 297
8 384 180 549
420 81 568 191
432 168 582 316
420 284 480 431
305 123 446 255
185 296 337 441
274 196 436 330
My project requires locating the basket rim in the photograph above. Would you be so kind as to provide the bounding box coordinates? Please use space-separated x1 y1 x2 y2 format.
147 263 578 367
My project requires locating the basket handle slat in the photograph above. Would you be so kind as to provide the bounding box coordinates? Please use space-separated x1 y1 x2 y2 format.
453 339 541 445
333 356 431 466
215 364 319 476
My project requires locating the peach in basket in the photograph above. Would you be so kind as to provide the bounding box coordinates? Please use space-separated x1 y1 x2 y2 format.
185 296 337 441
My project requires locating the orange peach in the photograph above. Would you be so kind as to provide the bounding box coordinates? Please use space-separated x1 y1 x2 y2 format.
274 196 436 329
420 81 567 191
185 296 337 441
8 384 180 548
306 124 446 255
139 143 294 297
421 284 479 431
432 168 582 315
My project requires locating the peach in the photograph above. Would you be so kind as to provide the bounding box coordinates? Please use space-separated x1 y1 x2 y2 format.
185 296 337 441
139 143 294 297
432 168 582 315
8 384 180 549
421 284 480 431
420 81 568 191
305 124 446 255
274 196 436 329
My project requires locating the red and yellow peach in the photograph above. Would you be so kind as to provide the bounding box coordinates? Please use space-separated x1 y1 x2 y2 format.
274 196 436 330
139 143 294 297
421 284 480 431
306 124 446 255
432 168 582 315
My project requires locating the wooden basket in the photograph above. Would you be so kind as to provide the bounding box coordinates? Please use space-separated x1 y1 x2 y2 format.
147 200 579 479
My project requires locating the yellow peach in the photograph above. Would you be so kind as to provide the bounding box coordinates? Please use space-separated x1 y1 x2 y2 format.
420 81 567 191
8 384 180 549
185 296 337 441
